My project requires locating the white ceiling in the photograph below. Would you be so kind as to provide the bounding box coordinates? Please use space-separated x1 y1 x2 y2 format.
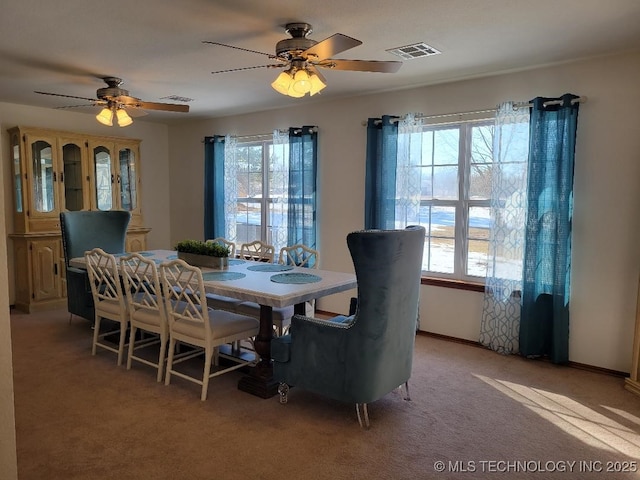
2 0 640 123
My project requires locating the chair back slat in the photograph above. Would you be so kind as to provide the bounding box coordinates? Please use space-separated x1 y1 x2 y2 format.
160 259 209 327
85 248 125 307
279 244 319 269
120 253 165 317
239 240 275 263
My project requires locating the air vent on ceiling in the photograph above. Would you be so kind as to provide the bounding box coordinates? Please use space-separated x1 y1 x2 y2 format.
386 42 441 60
160 95 194 102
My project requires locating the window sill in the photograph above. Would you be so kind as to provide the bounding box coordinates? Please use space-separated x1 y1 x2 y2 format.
421 276 485 293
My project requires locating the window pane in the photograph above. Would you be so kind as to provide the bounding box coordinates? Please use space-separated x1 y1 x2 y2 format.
432 165 458 200
433 128 459 166
469 124 494 200
420 205 455 273
236 200 261 244
468 206 491 277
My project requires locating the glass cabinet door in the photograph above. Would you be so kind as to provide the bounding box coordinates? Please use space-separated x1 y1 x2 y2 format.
118 147 137 212
30 139 55 213
62 142 85 211
11 133 23 213
93 145 113 211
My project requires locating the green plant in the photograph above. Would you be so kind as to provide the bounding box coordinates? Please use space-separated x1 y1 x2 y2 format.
174 239 229 258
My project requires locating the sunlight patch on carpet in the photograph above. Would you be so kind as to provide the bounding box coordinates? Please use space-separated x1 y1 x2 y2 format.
474 374 640 460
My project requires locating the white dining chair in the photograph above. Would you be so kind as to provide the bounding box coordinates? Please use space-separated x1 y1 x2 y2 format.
120 253 169 382
85 248 129 366
279 244 320 318
239 240 275 263
159 259 259 401
206 237 236 258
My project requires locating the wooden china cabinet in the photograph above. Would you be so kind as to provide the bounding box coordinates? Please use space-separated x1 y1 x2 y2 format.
8 126 150 313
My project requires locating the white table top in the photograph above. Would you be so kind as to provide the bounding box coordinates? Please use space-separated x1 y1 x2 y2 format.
71 249 357 309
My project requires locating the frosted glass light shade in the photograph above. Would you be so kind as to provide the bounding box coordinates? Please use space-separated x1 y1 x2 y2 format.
309 73 326 96
116 108 133 127
271 71 293 95
96 107 113 126
291 69 311 94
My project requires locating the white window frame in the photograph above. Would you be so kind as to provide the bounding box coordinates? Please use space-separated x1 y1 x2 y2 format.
412 118 495 283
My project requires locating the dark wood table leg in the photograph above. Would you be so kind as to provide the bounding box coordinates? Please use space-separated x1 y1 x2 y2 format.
238 304 278 398
238 302 308 398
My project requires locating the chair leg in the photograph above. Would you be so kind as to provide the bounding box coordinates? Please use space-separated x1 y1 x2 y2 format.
278 383 289 404
356 403 370 429
165 339 176 386
117 321 127 366
156 333 167 383
201 348 213 401
402 381 411 401
91 317 101 356
126 325 137 370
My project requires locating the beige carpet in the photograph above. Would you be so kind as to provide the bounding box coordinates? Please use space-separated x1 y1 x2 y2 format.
10 308 640 479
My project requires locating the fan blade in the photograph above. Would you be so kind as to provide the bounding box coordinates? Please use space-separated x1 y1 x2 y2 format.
203 41 277 59
303 34 362 61
34 91 98 102
211 64 284 74
135 101 189 113
114 95 189 113
121 106 148 118
54 104 103 109
318 59 402 73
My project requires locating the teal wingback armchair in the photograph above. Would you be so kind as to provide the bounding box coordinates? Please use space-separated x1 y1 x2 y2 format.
60 211 131 322
271 226 425 427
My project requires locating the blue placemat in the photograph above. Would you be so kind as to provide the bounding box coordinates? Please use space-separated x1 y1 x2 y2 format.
270 272 321 284
202 271 246 281
137 251 154 257
228 258 245 265
167 254 178 259
247 264 294 272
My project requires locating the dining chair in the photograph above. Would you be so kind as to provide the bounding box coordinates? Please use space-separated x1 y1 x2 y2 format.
206 237 236 258
159 259 260 401
271 226 425 427
279 244 320 319
60 210 131 323
85 247 129 366
278 244 319 269
236 240 294 336
239 240 275 263
120 253 168 382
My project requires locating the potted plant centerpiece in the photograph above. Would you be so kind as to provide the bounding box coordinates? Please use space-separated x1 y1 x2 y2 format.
175 239 230 269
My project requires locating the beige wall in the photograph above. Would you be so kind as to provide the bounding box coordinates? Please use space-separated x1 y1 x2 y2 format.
168 52 640 372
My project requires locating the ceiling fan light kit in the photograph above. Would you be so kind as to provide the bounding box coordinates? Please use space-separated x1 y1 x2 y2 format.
35 76 189 127
207 22 401 99
271 66 326 97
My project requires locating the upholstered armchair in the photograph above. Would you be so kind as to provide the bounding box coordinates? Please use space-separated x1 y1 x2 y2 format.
60 211 131 322
271 226 425 427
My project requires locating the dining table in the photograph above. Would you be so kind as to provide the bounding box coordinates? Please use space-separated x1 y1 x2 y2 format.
70 249 357 398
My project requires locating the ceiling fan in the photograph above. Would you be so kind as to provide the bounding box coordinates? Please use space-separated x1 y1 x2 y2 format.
34 77 190 126
203 22 402 98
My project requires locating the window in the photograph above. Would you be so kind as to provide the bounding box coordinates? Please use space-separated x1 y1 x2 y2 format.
233 138 289 250
399 118 528 282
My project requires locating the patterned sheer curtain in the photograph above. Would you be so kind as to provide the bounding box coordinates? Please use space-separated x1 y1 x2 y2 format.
395 113 425 227
479 102 530 354
203 135 238 241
